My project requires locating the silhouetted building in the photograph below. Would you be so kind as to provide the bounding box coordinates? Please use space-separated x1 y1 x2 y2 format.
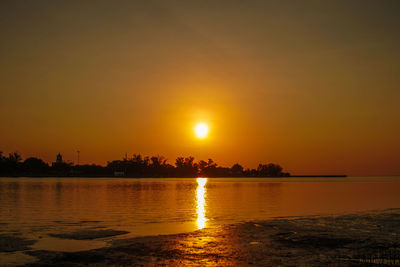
52 153 64 167
56 153 62 163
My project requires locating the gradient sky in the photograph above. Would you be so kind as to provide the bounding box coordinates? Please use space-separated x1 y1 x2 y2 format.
1 0 399 175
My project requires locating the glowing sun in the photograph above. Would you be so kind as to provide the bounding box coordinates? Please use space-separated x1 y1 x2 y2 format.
194 123 209 139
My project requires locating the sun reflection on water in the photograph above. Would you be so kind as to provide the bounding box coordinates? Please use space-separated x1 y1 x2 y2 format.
196 178 207 229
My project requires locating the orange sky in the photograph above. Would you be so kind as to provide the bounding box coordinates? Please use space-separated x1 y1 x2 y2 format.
1 1 399 175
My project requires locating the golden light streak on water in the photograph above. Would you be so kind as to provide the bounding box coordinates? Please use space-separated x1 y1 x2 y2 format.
196 178 207 229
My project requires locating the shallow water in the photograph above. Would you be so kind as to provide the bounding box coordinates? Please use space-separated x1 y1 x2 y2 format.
0 176 399 253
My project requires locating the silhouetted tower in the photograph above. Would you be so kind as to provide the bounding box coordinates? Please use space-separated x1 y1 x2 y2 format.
77 150 80 165
56 153 63 164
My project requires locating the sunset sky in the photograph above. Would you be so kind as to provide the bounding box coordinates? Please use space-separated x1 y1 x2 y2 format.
1 0 399 175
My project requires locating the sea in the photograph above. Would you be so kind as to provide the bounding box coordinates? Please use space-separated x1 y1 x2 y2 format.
0 176 399 255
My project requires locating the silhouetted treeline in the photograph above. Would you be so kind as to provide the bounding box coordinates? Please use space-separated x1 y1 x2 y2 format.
0 152 290 178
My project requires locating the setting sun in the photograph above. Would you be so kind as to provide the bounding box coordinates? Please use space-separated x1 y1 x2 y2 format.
194 123 209 139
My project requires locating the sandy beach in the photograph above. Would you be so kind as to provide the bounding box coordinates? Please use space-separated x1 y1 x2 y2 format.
1 208 398 266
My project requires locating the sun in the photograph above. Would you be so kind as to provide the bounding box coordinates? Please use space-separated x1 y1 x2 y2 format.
194 123 209 139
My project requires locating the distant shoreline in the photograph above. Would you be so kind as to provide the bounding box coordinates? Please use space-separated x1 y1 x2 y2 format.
1 153 291 178
289 175 347 177
1 152 351 178
0 175 348 178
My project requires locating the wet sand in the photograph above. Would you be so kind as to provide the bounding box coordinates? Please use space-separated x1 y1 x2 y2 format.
4 208 400 266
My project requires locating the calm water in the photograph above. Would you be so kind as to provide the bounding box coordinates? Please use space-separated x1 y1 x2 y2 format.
1 177 400 253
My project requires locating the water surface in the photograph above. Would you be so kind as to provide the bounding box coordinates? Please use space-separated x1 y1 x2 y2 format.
0 176 399 252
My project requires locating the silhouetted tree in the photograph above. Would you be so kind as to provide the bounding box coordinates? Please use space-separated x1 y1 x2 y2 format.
257 163 283 177
231 163 244 177
149 156 172 177
0 151 4 175
198 160 207 174
198 158 218 177
8 152 22 164
23 157 49 176
175 156 198 177
0 152 23 176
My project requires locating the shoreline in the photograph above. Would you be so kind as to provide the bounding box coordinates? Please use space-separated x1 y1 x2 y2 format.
16 208 400 266
0 175 347 178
